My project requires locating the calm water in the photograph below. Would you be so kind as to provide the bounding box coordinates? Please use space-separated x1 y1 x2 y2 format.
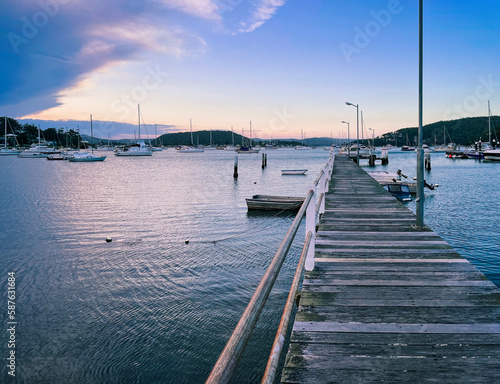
1 149 499 383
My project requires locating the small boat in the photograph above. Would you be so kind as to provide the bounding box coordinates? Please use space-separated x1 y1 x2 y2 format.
281 169 307 175
47 154 68 160
245 195 305 211
69 152 106 162
178 146 204 153
236 146 260 153
384 183 412 202
69 115 107 162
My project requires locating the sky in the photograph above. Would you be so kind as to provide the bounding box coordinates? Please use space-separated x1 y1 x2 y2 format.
2 0 500 140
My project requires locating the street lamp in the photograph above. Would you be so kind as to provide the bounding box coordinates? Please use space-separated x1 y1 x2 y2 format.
341 121 350 157
346 102 359 165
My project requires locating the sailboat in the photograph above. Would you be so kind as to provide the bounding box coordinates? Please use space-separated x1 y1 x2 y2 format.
69 115 106 162
224 126 237 151
483 102 500 161
204 129 216 150
236 121 260 153
115 105 153 156
295 130 311 150
179 119 204 152
0 117 21 155
18 125 57 158
152 124 163 151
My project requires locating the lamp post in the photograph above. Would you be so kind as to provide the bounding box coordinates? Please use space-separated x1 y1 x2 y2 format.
341 121 350 157
416 0 424 228
346 102 359 165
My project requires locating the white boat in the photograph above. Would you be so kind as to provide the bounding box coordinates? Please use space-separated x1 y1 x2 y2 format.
483 149 500 161
415 144 433 153
0 117 21 155
114 106 153 156
348 144 370 157
295 130 311 150
69 115 106 162
18 126 58 158
115 140 153 156
281 169 308 175
178 145 204 153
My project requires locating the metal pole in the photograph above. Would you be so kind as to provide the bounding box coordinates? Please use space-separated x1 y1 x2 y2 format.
416 0 424 228
356 104 360 166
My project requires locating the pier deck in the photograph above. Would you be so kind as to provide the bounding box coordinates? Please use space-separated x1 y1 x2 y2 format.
281 155 500 383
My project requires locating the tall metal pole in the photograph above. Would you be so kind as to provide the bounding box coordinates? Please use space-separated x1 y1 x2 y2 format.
416 0 424 227
356 104 359 165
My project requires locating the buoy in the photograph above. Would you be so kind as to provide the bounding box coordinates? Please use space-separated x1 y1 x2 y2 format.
106 237 112 243
185 240 190 244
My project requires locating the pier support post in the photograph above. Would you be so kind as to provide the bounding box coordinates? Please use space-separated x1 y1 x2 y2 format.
233 156 238 178
425 153 431 171
305 185 316 271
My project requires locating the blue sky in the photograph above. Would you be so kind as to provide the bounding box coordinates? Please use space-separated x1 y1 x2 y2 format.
2 0 499 140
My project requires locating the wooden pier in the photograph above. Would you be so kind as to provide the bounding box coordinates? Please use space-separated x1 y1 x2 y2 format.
281 155 500 383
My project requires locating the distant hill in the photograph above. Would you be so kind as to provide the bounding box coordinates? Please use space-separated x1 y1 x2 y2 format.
379 116 500 146
157 130 303 146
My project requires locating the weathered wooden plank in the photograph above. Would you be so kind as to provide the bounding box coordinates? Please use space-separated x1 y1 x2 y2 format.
314 257 466 262
290 330 500 345
292 321 500 333
295 306 500 323
302 285 499 297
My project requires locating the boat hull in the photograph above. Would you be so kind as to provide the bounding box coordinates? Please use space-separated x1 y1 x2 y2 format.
245 195 304 211
281 169 308 175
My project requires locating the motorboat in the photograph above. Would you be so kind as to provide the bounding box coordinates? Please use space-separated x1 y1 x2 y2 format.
483 149 500 161
384 183 412 202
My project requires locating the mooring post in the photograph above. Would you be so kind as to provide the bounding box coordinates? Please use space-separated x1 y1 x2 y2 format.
425 152 431 171
233 156 238 178
262 153 265 169
265 153 267 167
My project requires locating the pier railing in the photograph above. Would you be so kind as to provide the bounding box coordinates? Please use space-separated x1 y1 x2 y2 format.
206 152 335 384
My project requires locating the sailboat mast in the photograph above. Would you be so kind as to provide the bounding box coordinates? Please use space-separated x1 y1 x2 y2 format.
488 100 491 144
137 105 141 140
231 126 234 147
190 119 194 146
4 117 6 149
250 121 252 147
90 114 94 154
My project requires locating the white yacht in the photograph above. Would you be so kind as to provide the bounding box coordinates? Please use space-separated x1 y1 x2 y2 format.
115 140 153 156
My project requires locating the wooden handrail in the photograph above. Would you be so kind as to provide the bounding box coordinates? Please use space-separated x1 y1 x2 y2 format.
261 231 313 384
205 189 315 384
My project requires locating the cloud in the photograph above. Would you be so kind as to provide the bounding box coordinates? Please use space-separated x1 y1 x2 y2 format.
1 0 287 117
0 0 212 116
238 0 287 33
156 0 221 21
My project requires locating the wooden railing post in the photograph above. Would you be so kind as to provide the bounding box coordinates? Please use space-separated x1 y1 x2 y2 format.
305 185 316 271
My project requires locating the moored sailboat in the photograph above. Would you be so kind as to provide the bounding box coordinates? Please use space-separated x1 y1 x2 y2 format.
69 115 106 162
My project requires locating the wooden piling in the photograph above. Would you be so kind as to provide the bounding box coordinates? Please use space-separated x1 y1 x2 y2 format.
233 156 238 178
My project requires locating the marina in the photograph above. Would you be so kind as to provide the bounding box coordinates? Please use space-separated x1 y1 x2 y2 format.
1 149 500 383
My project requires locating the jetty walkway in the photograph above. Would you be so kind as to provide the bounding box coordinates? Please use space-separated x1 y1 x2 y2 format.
281 155 500 383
